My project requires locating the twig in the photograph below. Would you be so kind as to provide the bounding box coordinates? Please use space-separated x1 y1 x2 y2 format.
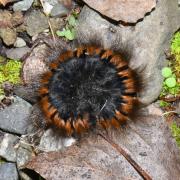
98 133 152 180
39 0 56 44
48 19 56 43
162 111 177 116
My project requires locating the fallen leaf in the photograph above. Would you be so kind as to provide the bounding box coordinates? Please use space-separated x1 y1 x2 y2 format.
25 113 180 180
82 0 156 23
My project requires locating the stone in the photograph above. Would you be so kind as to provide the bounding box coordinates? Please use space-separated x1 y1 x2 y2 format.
49 17 65 32
42 1 54 15
0 163 18 180
0 10 12 28
83 0 156 23
50 3 69 17
0 28 16 46
26 10 49 36
0 10 23 28
43 0 58 6
14 37 26 47
0 96 33 135
16 146 33 168
38 128 76 152
11 11 24 27
6 46 30 60
76 0 180 105
0 132 19 162
13 0 34 11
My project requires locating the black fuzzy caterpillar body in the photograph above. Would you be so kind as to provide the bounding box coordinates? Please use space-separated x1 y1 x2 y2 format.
39 46 140 135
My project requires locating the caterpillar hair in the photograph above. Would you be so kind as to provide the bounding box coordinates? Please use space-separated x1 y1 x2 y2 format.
38 45 141 136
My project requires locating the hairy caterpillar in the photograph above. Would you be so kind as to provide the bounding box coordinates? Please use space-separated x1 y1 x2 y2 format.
38 45 140 136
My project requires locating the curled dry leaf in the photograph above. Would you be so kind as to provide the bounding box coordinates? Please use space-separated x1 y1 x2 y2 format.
82 0 156 23
25 112 180 180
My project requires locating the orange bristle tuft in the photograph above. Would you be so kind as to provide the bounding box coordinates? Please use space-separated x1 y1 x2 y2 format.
38 87 49 96
65 120 73 136
115 110 128 123
76 47 85 57
86 46 102 55
44 105 57 120
40 71 53 84
99 118 110 129
110 117 120 128
109 55 123 66
120 103 133 114
73 118 88 134
118 69 132 78
123 78 135 89
116 61 128 70
101 50 113 59
58 51 74 62
49 61 59 70
53 113 65 128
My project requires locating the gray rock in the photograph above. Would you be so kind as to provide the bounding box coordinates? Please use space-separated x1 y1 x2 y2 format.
49 17 65 32
17 146 33 168
14 37 26 48
76 0 180 105
38 128 76 152
13 0 34 11
26 10 49 36
0 28 16 46
0 163 18 180
50 3 69 17
6 47 30 60
0 96 33 135
43 0 58 6
0 133 19 162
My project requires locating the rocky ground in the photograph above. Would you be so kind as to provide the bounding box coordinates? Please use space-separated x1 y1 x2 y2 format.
0 0 179 180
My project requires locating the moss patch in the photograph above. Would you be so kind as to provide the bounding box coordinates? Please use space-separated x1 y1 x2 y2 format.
171 123 180 148
0 57 22 95
171 31 180 78
159 31 180 148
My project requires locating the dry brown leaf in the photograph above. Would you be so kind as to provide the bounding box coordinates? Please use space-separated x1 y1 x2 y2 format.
26 114 180 180
82 0 156 23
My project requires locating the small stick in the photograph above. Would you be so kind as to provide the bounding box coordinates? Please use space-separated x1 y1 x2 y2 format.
162 111 177 116
39 0 56 44
48 19 56 43
98 133 152 180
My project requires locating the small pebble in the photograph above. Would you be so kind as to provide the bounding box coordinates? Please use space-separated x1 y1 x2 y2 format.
13 0 34 11
14 37 26 48
50 3 69 17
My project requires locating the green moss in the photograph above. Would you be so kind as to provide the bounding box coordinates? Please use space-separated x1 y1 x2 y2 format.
171 32 180 55
160 31 180 97
159 100 170 107
171 31 180 77
171 122 180 148
0 57 22 95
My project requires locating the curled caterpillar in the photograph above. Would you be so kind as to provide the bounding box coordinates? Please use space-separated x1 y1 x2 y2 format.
39 46 140 136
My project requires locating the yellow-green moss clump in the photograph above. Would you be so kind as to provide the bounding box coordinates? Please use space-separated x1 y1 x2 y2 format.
171 31 180 78
171 122 180 148
170 31 180 148
0 57 22 95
